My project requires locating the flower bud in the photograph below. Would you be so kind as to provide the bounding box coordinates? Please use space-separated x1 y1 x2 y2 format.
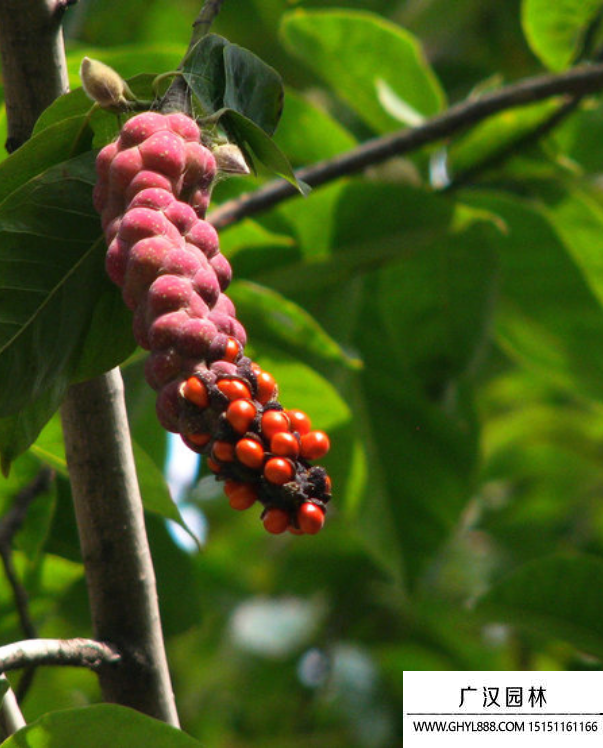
212 144 250 176
80 57 134 111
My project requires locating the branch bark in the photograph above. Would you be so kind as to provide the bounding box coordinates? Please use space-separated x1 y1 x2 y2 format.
208 62 603 229
0 0 179 728
0 639 121 674
0 0 69 152
61 371 179 725
0 677 26 737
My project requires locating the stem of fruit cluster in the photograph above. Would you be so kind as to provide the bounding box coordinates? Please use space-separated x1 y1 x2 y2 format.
0 0 179 729
207 61 603 229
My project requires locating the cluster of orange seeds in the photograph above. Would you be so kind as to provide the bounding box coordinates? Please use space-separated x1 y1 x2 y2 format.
178 356 331 535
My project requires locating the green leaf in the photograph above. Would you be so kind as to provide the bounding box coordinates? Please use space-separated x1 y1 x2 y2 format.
229 280 361 371
476 554 603 657
540 185 603 311
280 9 445 134
223 44 284 136
447 100 561 177
0 120 91 204
0 152 135 466
183 33 284 135
466 191 603 402
0 448 56 560
376 217 499 391
30 414 68 475
182 35 299 188
552 102 603 174
182 34 228 115
220 110 306 192
254 182 451 297
32 88 93 137
219 218 295 259
274 88 357 166
1 704 203 747
521 0 603 71
348 222 496 586
0 390 68 476
133 442 200 548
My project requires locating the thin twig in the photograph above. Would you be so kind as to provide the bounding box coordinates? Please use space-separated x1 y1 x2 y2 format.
208 62 603 229
0 675 26 738
0 468 53 703
0 468 53 549
161 0 226 114
192 0 225 42
0 638 121 674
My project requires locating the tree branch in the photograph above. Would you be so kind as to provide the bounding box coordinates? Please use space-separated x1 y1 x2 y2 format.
0 639 121 674
0 676 26 738
0 0 70 152
61 371 179 725
0 468 52 642
208 62 603 229
192 0 225 42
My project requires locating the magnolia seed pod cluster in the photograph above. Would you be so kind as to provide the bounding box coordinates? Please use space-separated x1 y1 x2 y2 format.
94 111 332 534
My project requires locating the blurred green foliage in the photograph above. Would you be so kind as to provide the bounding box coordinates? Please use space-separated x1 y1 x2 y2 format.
4 0 603 746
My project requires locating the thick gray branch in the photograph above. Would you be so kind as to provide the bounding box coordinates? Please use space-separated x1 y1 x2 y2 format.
0 0 69 151
61 370 179 726
208 62 603 229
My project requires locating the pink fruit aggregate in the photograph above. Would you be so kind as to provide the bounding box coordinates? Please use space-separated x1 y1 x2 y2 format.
96 111 331 534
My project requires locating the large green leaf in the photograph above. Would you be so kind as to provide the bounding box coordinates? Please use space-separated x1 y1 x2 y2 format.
222 44 284 136
521 0 603 71
466 191 603 402
476 554 603 658
133 442 200 547
1 704 203 747
348 221 496 586
182 34 301 189
253 182 458 299
447 100 561 178
0 151 135 467
182 33 284 135
280 10 445 133
181 34 228 115
229 280 360 372
0 119 92 204
540 185 603 311
274 88 357 166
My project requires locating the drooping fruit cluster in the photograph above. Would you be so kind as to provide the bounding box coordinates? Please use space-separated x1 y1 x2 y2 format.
94 111 332 534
